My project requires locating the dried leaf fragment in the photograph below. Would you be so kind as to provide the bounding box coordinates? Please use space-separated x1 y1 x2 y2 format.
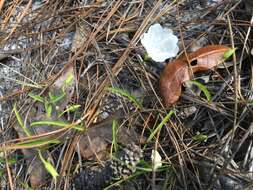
160 45 230 107
159 60 189 106
186 45 230 72
77 113 139 160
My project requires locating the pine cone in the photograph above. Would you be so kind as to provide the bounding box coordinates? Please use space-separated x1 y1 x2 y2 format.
72 144 143 190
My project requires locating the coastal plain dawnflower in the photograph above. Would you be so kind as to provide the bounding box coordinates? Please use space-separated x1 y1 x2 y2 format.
140 23 179 62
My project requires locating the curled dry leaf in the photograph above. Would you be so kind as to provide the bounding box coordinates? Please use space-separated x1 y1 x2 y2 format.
159 59 190 106
186 45 230 72
160 45 230 107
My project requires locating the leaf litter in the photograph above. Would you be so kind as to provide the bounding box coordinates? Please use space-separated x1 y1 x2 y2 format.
0 0 252 189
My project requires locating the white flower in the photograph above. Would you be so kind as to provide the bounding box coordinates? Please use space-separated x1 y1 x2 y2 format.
151 149 162 171
140 23 179 62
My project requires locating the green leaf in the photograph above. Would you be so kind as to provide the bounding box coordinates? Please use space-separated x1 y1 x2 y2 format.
16 138 60 148
146 110 174 145
187 80 211 102
38 151 59 180
0 169 3 177
30 120 84 131
49 91 66 104
112 120 119 152
44 101 52 118
107 87 142 109
28 93 44 103
192 134 208 142
223 48 237 60
0 157 17 165
13 104 32 136
65 73 74 86
59 104 81 117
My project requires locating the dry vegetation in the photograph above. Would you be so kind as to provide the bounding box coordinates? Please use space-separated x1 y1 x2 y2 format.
0 0 252 189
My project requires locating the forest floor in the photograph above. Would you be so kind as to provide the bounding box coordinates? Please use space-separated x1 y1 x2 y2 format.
0 0 253 189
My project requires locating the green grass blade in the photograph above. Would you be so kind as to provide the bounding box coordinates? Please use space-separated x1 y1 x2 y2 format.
38 151 59 180
30 120 84 131
49 91 66 104
13 104 32 136
44 101 52 118
187 80 211 102
59 104 81 117
107 87 142 109
223 48 237 60
28 92 44 103
16 138 60 148
146 110 174 145
0 138 61 151
112 120 119 152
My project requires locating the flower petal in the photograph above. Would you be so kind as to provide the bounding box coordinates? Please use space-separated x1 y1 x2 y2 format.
151 150 162 171
141 23 179 62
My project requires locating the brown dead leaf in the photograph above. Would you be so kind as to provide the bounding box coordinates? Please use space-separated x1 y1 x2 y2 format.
160 45 230 107
77 112 139 160
71 21 90 52
26 151 47 189
159 60 190 107
186 45 230 72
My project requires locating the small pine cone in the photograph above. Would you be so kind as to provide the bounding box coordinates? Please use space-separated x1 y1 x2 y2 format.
72 143 143 190
110 143 143 179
